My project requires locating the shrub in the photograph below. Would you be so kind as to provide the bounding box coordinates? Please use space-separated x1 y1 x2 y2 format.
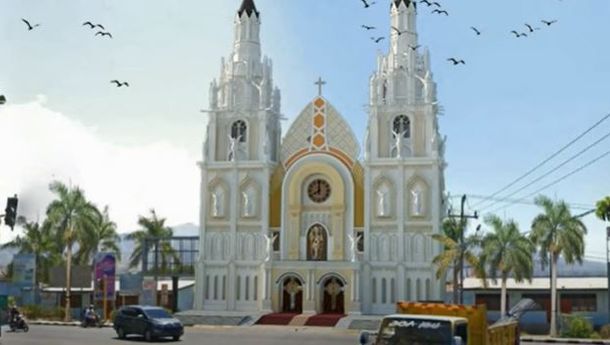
599 324 610 339
21 305 64 321
561 315 595 339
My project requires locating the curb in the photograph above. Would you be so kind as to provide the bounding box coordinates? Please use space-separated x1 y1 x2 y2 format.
29 321 114 328
521 337 610 344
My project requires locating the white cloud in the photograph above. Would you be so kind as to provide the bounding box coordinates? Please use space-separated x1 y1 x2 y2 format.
0 97 199 241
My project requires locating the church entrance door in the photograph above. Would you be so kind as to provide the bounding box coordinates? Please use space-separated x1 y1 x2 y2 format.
282 277 303 313
322 277 345 314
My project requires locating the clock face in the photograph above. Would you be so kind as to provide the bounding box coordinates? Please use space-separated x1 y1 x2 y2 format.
307 179 331 203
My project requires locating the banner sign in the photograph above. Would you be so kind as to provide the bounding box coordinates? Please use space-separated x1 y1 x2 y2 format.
119 273 143 296
142 277 156 306
12 254 36 288
94 253 116 301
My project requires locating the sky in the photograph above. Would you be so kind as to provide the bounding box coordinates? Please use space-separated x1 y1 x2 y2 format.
1 0 609 259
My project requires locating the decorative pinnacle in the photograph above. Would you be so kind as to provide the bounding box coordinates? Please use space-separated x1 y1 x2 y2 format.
238 0 259 17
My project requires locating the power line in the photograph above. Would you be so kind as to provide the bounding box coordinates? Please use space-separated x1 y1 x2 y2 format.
486 148 610 215
456 194 594 210
473 112 610 209
479 129 610 212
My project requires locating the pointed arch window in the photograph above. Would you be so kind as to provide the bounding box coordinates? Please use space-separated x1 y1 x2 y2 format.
393 115 411 138
231 120 247 142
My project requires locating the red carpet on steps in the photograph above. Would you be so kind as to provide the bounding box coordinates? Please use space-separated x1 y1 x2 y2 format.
304 313 345 327
256 312 298 325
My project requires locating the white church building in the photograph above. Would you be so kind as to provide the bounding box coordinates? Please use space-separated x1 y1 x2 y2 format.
194 0 447 316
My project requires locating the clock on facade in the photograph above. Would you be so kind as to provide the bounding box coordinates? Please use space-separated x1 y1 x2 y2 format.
307 179 331 203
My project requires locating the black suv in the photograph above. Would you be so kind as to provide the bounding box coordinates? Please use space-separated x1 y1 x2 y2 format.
113 306 184 342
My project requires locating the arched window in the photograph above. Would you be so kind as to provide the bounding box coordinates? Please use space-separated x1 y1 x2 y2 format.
425 279 431 300
381 278 387 304
245 276 250 301
393 115 410 138
372 278 377 304
231 120 247 142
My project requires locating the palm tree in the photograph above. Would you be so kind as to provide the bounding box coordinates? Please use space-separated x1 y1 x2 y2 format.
75 206 121 265
596 196 610 222
480 215 534 317
127 209 177 274
46 181 98 321
1 218 62 285
530 195 587 337
432 217 484 304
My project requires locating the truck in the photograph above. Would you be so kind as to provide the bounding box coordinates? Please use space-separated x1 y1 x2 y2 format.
359 301 520 345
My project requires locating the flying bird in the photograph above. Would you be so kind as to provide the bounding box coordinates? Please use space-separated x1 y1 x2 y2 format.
510 30 528 38
432 9 449 16
420 0 432 5
524 23 540 32
82 21 95 28
447 58 465 65
431 2 442 7
392 26 405 36
470 26 481 35
409 44 421 51
361 0 376 8
361 25 376 30
21 18 40 31
95 31 113 38
371 36 385 43
110 80 129 87
541 19 558 26
83 21 106 30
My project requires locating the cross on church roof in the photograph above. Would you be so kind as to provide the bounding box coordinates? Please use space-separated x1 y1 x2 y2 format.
315 77 326 96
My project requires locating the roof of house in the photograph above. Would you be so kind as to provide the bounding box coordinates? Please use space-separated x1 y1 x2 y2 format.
464 277 608 291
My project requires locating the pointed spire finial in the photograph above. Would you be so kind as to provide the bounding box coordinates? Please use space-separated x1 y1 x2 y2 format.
392 0 416 9
238 0 259 17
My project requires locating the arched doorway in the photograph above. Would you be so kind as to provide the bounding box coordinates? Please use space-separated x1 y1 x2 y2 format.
307 224 328 261
322 276 345 314
281 277 303 313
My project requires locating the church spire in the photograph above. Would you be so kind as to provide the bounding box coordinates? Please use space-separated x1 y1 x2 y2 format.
238 0 259 17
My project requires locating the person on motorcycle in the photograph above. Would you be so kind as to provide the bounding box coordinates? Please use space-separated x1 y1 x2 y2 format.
85 305 98 322
9 304 20 324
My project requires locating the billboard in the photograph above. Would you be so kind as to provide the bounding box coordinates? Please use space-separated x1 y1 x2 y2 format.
12 254 36 288
49 265 92 288
94 253 116 301
119 273 143 296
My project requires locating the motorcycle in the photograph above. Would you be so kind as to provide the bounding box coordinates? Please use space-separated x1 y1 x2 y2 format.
9 315 29 333
81 312 103 328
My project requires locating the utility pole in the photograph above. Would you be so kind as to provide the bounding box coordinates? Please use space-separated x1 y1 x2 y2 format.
448 194 478 304
606 226 610 323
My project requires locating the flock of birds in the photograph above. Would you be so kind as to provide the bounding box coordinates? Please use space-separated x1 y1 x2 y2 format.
359 0 559 66
20 18 128 87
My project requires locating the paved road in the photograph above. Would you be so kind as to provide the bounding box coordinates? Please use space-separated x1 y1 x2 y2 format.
0 325 582 345
1 325 359 345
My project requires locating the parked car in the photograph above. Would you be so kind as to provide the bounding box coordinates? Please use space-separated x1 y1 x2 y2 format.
113 306 183 342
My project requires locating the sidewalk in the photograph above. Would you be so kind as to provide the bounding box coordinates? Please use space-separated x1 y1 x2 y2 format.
521 336 610 344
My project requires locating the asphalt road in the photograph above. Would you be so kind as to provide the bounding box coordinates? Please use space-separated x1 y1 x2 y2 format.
0 325 582 345
1 325 359 345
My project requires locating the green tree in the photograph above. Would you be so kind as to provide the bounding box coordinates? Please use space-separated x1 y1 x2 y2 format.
75 206 121 265
596 196 610 222
432 217 484 304
1 218 62 285
46 181 98 321
126 209 177 273
480 215 534 317
530 195 587 337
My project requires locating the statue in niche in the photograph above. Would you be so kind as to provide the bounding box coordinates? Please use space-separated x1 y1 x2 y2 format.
376 189 389 217
211 190 223 217
242 190 255 217
392 129 408 159
308 225 326 261
411 187 424 216
348 233 364 262
324 278 343 312
228 134 242 162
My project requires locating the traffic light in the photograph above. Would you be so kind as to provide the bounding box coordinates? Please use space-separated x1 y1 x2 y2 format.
4 195 18 230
